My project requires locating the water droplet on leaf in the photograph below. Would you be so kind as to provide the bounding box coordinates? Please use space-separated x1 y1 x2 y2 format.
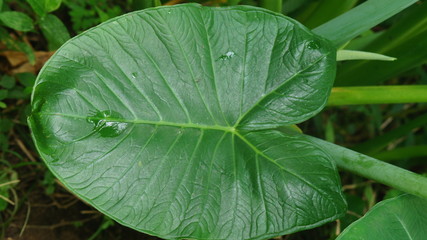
87 110 129 137
217 51 235 61
131 72 138 79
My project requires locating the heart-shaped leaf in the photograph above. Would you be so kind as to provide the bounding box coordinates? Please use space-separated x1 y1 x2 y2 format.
29 4 345 239
337 194 427 240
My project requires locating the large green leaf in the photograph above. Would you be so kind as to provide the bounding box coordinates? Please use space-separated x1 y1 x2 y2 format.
28 4 345 239
337 194 427 240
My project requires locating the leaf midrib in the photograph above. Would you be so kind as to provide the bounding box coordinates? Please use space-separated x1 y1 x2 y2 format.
38 112 322 182
38 112 236 132
38 111 334 211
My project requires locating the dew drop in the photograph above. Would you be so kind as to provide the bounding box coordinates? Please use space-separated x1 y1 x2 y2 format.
131 72 138 79
307 41 320 50
226 51 235 58
217 51 235 61
86 110 129 137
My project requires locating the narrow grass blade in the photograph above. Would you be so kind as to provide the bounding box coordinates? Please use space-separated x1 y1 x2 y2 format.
314 0 419 47
336 3 427 86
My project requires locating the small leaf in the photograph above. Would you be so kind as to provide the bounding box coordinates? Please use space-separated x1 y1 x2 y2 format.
16 42 36 65
27 0 62 16
16 72 37 87
337 194 427 240
44 0 62 13
337 50 396 61
95 7 110 23
0 101 6 109
40 14 70 50
0 11 34 32
26 0 45 16
0 75 15 89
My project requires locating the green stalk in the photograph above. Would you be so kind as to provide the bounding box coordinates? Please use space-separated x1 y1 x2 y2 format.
328 86 427 106
313 0 418 47
309 136 427 199
260 0 282 13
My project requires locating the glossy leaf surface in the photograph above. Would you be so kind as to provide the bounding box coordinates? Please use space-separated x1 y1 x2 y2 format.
29 4 344 239
337 194 427 240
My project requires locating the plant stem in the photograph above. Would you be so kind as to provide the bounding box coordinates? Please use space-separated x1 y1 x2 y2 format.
327 86 427 106
260 0 282 13
309 136 427 199
313 0 418 47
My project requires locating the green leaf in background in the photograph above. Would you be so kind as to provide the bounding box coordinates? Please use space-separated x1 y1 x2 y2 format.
95 7 110 23
297 0 358 29
16 72 36 87
15 41 36 65
282 0 310 15
339 193 364 229
40 14 70 50
26 0 62 16
17 72 37 95
228 0 242 5
44 0 62 13
132 0 161 10
314 0 419 47
29 4 345 239
336 2 427 86
337 194 427 240
259 0 282 12
0 11 33 32
0 89 8 100
0 27 36 64
0 75 15 89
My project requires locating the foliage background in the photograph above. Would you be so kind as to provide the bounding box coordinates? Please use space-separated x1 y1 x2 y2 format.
0 0 426 239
